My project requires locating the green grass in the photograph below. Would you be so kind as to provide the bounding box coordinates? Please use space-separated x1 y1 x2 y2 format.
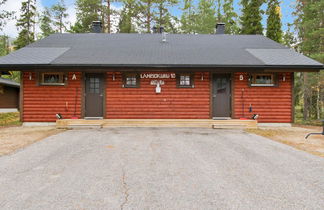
0 112 21 127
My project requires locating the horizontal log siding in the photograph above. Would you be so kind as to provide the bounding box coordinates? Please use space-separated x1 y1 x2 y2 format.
106 72 210 119
23 72 82 122
233 72 292 123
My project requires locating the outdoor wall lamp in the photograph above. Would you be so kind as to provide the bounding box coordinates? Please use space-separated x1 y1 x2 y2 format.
29 72 32 80
201 73 204 81
156 83 161 93
282 74 286 82
72 73 77 80
112 73 115 81
240 75 244 81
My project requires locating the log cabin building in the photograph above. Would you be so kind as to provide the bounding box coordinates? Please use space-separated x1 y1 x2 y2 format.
0 23 322 125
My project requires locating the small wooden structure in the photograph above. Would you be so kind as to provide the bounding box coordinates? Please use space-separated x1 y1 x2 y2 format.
0 77 20 111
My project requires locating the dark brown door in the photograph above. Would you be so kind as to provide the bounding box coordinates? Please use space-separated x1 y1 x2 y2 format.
85 73 104 117
212 74 231 118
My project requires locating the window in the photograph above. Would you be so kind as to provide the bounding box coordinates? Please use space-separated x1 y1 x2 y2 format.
250 73 277 87
123 73 139 88
177 73 194 88
40 72 66 85
89 77 100 93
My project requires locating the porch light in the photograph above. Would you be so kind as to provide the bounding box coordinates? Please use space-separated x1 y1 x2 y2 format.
112 73 115 81
29 72 32 80
201 73 204 81
72 73 77 80
156 83 161 93
282 74 286 82
239 75 244 80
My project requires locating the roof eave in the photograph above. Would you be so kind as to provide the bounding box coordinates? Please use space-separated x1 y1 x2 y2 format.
0 64 322 72
0 83 20 88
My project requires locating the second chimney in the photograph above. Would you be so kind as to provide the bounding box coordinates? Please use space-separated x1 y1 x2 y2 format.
92 21 102 33
216 23 225 34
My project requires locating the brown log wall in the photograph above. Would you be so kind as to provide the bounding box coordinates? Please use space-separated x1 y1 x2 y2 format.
22 71 293 123
106 72 211 119
233 72 293 123
23 72 82 122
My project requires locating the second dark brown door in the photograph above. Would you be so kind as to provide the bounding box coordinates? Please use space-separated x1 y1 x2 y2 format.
212 74 231 118
85 73 104 117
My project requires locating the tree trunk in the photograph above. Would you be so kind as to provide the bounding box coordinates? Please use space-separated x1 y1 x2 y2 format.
26 0 31 44
159 3 163 27
147 0 151 33
60 15 63 33
107 0 111 33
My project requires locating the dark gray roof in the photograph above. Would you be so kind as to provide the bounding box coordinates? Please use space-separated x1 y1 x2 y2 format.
0 77 20 88
0 33 322 70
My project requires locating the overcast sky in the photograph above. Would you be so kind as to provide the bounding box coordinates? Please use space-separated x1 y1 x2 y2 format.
1 0 296 38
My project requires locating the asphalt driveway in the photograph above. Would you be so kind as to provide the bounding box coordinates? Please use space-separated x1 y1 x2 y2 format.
0 128 323 210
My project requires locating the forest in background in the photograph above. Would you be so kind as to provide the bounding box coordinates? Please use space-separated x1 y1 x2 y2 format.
0 0 323 124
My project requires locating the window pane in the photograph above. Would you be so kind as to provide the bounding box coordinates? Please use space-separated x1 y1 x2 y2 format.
89 77 100 93
126 76 137 86
42 73 64 84
216 78 226 93
44 74 60 83
255 75 272 84
180 75 191 86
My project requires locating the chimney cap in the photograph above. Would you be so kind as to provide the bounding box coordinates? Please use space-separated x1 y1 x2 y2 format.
92 21 102 33
152 26 158 33
159 26 164 34
216 23 225 34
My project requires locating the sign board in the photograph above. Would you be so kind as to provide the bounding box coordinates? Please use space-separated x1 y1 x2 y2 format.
150 80 165 85
140 73 176 79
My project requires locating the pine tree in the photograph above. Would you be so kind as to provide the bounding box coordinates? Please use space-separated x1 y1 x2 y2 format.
51 0 69 33
118 0 138 33
14 0 37 49
39 8 54 38
215 0 222 23
266 0 282 42
70 0 103 33
294 0 324 121
282 24 296 48
222 0 239 34
137 0 158 33
0 35 9 56
240 0 264 34
104 1 122 33
180 0 196 33
0 0 15 31
195 0 215 34
153 0 178 33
